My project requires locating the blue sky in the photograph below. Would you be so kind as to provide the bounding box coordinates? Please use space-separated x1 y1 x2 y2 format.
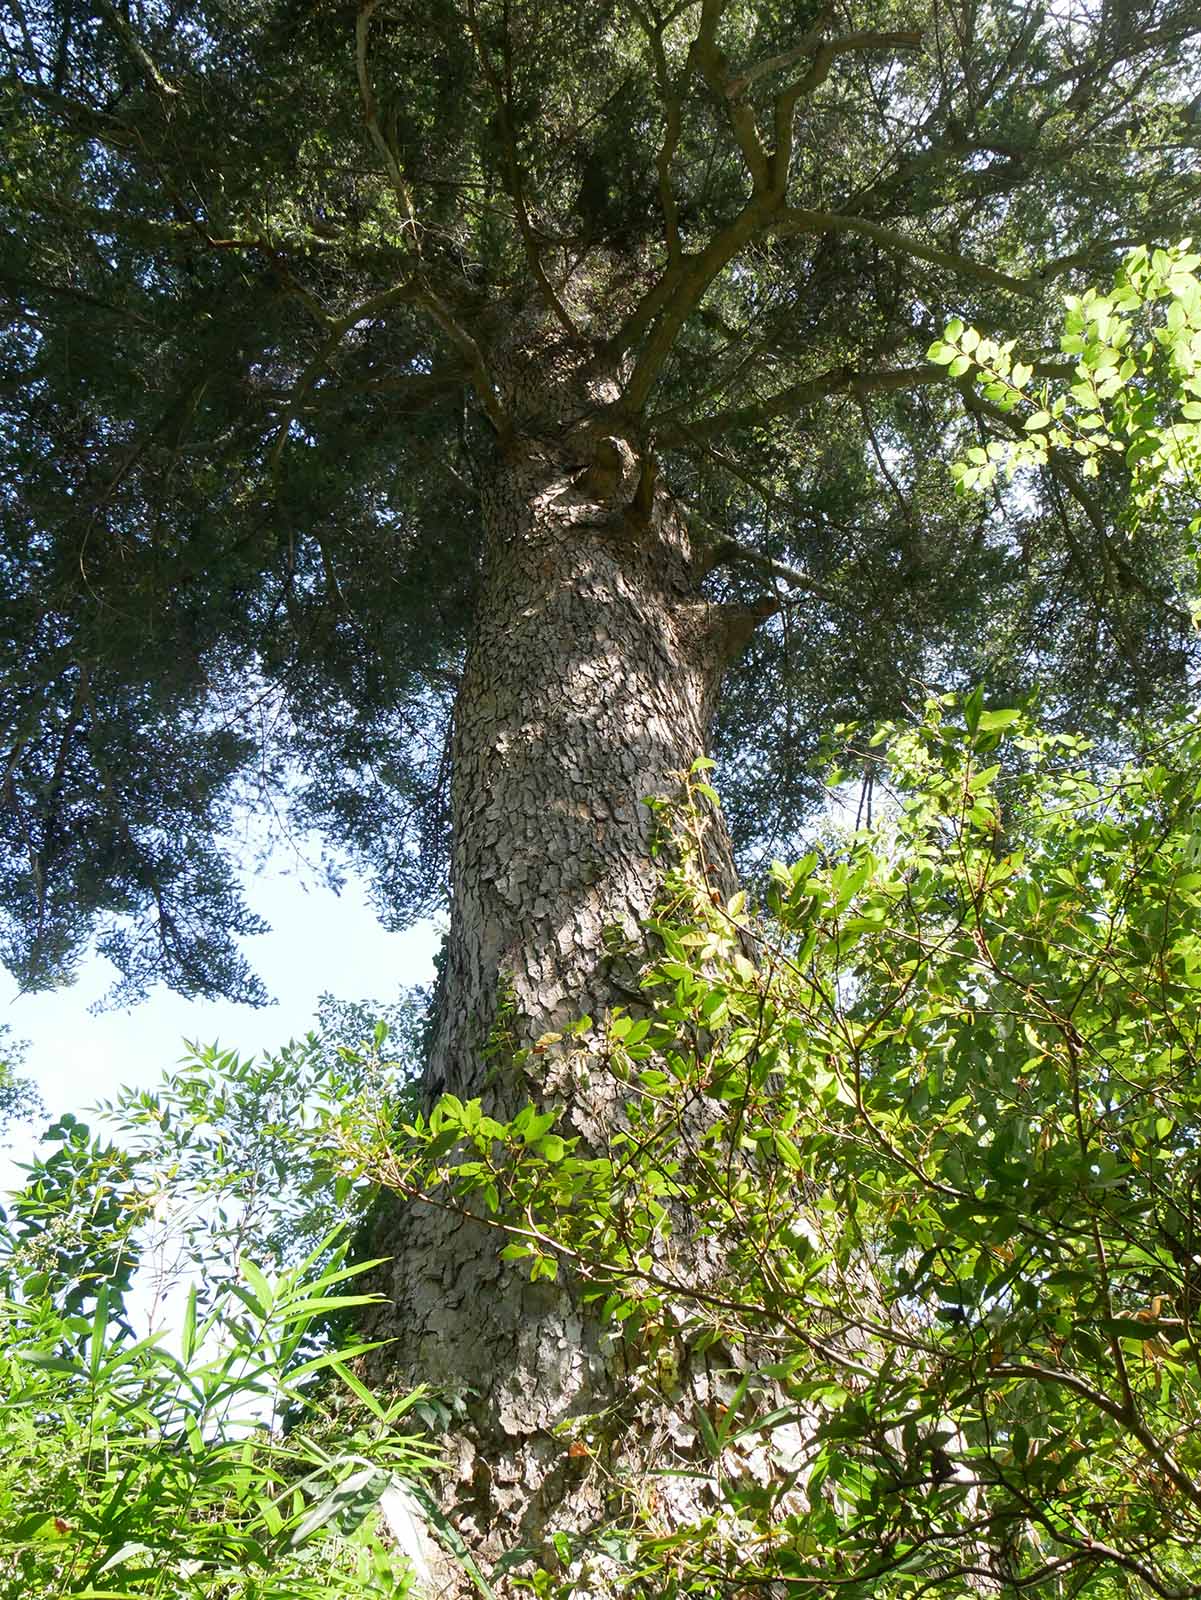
1 863 440 1187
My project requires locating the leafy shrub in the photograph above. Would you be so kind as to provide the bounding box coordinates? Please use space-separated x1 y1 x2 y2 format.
0 1003 439 1598
345 702 1201 1597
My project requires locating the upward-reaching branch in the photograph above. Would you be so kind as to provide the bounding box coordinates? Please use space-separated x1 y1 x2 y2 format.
615 13 931 411
355 1 420 239
767 29 924 195
92 0 179 99
463 0 579 341
626 0 687 269
692 0 770 190
621 197 771 411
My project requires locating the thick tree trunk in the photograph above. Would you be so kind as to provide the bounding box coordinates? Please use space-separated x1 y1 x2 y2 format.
429 439 731 1105
369 341 761 1591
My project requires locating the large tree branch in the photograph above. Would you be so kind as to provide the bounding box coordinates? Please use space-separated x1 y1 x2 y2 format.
691 0 770 190
695 8 924 201
339 368 466 404
413 285 507 436
722 18 829 99
625 0 687 268
92 0 179 100
654 356 1076 447
768 31 924 195
613 1 1101 421
610 14 966 413
620 198 771 410
770 208 1038 296
697 534 853 612
605 9 777 398
730 27 924 101
840 6 1045 217
655 360 934 446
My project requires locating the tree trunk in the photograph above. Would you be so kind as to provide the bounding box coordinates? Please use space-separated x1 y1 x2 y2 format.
429 438 734 1105
368 339 762 1591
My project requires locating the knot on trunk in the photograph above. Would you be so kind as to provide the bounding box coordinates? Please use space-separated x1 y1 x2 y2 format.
678 597 777 670
570 433 638 504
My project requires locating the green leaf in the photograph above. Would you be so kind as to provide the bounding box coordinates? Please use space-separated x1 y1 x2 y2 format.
976 709 1020 732
289 1466 387 1547
94 1542 153 1576
88 1286 110 1381
180 1284 198 1364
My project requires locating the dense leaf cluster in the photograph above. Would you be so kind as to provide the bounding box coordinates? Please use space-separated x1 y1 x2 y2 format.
366 701 1201 1597
0 1021 40 1142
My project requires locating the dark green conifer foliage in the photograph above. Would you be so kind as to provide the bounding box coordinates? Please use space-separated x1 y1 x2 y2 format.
0 0 1197 1000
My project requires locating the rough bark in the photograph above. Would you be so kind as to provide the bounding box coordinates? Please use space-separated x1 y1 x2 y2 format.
368 331 763 1592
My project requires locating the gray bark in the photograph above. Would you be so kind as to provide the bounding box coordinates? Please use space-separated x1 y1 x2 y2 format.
367 335 761 1592
429 441 730 1106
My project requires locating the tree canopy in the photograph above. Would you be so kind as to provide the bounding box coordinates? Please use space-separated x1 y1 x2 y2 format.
2 0 1199 1002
